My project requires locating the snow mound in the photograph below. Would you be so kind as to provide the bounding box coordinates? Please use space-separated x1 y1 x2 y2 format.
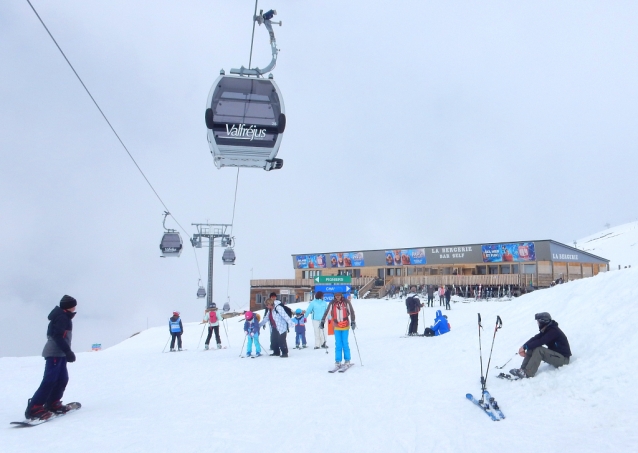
578 220 638 268
3 270 638 452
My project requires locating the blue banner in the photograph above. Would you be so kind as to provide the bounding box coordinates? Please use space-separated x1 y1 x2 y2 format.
329 252 365 268
385 248 427 266
296 254 327 269
482 243 536 263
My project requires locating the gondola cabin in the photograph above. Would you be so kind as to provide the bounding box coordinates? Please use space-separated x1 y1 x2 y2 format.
160 232 183 258
205 75 285 171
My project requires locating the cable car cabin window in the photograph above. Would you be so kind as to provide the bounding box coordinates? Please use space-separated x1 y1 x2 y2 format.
212 78 281 126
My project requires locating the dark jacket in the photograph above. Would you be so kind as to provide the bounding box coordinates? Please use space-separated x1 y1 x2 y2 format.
244 318 260 335
427 286 435 297
405 293 421 314
524 320 571 357
41 306 74 358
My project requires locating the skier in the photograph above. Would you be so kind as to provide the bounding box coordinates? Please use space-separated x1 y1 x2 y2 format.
24 295 78 421
424 310 450 337
203 303 223 350
303 291 329 349
438 286 445 306
259 293 294 357
405 286 423 336
320 292 356 370
445 286 452 310
510 312 571 379
169 311 183 351
243 311 261 357
426 285 435 307
292 308 308 349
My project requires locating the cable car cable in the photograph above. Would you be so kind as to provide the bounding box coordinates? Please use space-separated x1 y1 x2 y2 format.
248 0 259 70
25 0 202 279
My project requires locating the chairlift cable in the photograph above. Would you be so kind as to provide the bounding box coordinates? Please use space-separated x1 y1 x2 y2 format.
26 0 202 279
248 0 259 70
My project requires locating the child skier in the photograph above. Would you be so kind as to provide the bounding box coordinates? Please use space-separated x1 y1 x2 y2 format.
169 311 183 351
203 303 223 350
292 308 307 349
243 311 261 357
320 292 356 370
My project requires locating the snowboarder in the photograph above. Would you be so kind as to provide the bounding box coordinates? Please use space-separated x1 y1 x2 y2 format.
510 312 571 378
169 311 183 351
303 291 329 349
292 308 307 349
24 295 78 421
424 310 450 337
259 293 294 357
320 292 356 370
405 286 423 336
203 303 223 350
243 311 261 357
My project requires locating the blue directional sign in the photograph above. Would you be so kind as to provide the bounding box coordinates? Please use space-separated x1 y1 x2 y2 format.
314 285 351 293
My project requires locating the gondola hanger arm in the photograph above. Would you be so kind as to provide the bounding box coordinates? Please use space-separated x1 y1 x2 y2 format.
230 9 281 77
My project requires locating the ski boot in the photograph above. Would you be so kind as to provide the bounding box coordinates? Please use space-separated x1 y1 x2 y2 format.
170 348 175 352
217 344 222 349
204 344 209 350
178 348 183 351
510 368 528 379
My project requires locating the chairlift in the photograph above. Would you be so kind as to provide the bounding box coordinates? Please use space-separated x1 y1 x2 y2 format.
159 212 183 258
205 9 285 171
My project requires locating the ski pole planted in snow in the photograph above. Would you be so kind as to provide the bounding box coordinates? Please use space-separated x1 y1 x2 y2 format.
239 334 247 357
222 318 231 348
483 316 503 390
320 329 328 354
162 335 170 353
352 327 363 366
477 314 485 390
197 323 207 350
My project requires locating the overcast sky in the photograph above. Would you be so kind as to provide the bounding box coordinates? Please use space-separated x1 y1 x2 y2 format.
1 1 637 357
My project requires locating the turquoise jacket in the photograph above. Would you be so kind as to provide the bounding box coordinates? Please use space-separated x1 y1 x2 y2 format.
304 298 328 321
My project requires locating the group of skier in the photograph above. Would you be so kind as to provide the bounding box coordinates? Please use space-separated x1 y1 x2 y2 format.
21 289 571 422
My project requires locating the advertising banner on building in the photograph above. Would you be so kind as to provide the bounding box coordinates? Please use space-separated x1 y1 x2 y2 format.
329 252 365 268
295 254 327 269
482 243 536 263
385 249 427 266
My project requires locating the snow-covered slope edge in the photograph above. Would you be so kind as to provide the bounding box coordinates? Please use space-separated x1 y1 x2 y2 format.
578 220 638 268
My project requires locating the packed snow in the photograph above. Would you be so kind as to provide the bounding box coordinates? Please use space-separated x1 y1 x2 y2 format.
577 220 638 269
3 266 637 452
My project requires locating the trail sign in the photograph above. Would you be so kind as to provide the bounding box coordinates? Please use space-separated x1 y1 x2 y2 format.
314 285 351 293
314 276 351 284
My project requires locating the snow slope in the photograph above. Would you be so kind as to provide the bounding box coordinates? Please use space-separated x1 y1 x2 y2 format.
577 220 638 269
4 269 638 453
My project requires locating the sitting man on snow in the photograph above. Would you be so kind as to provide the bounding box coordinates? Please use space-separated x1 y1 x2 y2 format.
510 312 572 379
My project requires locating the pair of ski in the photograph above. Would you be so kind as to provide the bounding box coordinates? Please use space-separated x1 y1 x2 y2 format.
466 314 506 421
11 402 81 427
328 363 354 373
466 391 505 421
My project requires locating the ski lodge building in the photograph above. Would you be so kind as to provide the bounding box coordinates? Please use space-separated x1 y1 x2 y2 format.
248 239 608 311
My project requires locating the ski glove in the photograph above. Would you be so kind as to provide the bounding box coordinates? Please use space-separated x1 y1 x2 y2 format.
319 321 325 329
351 322 356 330
66 351 76 363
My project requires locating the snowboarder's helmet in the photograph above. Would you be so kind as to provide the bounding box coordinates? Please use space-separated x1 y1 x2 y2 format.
295 308 302 314
211 303 217 309
535 312 552 326
245 311 253 320
173 311 180 316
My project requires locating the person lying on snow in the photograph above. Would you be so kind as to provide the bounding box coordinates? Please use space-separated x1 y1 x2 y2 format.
423 310 450 337
510 312 571 379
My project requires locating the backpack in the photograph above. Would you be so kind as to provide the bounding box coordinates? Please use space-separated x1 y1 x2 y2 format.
277 304 293 318
209 311 218 324
406 296 417 313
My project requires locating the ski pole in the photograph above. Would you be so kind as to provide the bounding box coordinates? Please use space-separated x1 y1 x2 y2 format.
483 316 503 391
320 329 328 354
477 313 485 392
196 323 207 350
162 335 170 353
239 334 247 357
405 320 410 336
495 352 517 369
222 318 231 348
351 327 363 366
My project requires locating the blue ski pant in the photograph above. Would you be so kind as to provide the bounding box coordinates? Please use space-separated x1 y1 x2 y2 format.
295 331 307 346
334 329 351 362
246 334 261 355
31 357 69 407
